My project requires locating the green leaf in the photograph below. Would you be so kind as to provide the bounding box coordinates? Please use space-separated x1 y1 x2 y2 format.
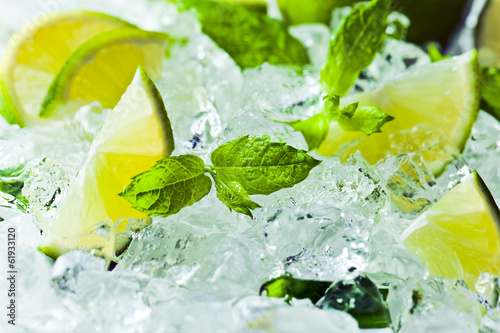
428 43 450 63
320 0 391 96
280 95 340 151
179 0 310 69
259 273 332 304
337 104 394 135
211 136 321 195
210 169 261 217
317 276 391 329
480 66 500 121
282 94 392 150
285 113 330 151
120 155 212 217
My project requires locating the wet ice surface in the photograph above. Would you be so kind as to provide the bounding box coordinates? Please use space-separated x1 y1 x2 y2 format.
0 1 500 332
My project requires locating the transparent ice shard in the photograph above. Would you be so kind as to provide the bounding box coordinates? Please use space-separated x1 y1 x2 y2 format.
289 24 330 69
51 251 106 295
254 205 371 282
22 160 75 220
351 38 430 94
157 32 243 155
265 153 388 219
250 305 361 333
387 277 483 332
481 308 500 333
241 63 321 123
464 111 500 203
0 125 34 169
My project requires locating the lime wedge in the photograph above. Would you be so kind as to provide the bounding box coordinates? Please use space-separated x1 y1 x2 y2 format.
38 67 174 261
401 171 500 292
40 28 170 119
317 51 480 175
0 11 135 126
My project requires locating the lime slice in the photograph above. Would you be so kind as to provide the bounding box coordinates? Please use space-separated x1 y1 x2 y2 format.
477 0 500 67
317 51 480 175
38 67 174 261
0 11 135 126
401 171 500 292
40 28 170 119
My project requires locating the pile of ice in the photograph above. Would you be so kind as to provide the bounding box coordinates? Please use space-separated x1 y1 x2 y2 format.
0 0 499 332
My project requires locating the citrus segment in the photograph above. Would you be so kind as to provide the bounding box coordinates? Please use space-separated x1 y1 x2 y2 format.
0 11 135 126
38 67 174 261
401 171 500 291
40 29 170 119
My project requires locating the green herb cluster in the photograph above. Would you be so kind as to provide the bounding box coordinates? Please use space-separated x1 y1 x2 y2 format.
120 136 321 218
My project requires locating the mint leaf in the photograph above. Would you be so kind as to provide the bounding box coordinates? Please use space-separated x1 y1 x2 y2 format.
285 113 330 151
481 66 500 121
209 169 261 217
337 104 394 136
282 94 392 150
120 155 212 217
339 102 358 118
428 43 450 63
321 0 391 96
259 273 332 304
211 136 321 196
180 0 310 69
281 95 340 151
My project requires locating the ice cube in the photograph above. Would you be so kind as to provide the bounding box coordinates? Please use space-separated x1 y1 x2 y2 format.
387 277 483 332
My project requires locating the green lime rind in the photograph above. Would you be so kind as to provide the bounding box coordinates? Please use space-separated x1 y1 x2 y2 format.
137 66 175 156
456 50 481 153
69 10 138 29
474 171 500 231
39 28 170 118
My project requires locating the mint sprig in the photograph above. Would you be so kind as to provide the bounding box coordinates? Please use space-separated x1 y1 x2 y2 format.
283 95 394 150
321 0 391 96
120 136 321 218
179 0 310 69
